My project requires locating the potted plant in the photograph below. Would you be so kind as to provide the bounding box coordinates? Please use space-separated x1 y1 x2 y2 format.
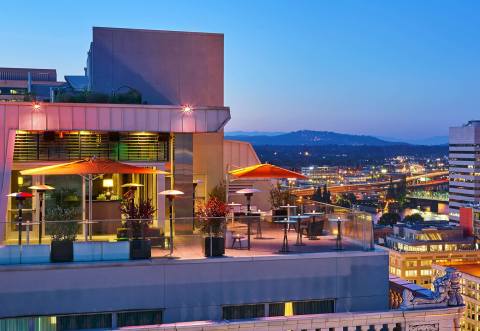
47 206 79 262
120 194 155 260
198 197 228 257
270 183 295 219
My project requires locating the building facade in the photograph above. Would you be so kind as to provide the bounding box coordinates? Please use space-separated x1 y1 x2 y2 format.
386 222 478 288
449 121 480 221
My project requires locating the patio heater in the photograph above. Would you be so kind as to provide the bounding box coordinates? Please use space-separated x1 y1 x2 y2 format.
159 189 184 256
235 188 261 250
28 185 55 244
7 192 33 245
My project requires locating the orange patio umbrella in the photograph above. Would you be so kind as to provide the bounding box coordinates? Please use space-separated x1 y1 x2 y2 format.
229 163 307 180
20 158 170 240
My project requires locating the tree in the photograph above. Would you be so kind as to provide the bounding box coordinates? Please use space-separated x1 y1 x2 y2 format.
209 180 226 203
378 212 400 226
335 195 352 209
322 184 331 204
311 186 323 202
270 183 295 209
403 213 424 224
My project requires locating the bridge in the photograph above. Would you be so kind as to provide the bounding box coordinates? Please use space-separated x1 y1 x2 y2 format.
294 171 448 197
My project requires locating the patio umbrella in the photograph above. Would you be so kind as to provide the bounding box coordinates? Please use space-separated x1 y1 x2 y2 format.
21 158 170 240
229 163 308 180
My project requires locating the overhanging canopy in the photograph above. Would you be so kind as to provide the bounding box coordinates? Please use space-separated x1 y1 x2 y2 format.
229 163 307 180
20 158 170 176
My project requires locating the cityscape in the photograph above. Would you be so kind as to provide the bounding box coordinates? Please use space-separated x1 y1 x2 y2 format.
0 1 479 331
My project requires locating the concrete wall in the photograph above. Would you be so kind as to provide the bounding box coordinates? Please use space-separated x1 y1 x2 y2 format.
193 132 225 201
89 27 224 106
224 140 272 210
141 307 464 331
0 251 389 323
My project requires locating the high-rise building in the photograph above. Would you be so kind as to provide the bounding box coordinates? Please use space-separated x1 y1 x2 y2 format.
449 121 480 221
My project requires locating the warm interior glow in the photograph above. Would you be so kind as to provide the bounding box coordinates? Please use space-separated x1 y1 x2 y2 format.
102 179 114 188
17 176 24 186
284 302 293 316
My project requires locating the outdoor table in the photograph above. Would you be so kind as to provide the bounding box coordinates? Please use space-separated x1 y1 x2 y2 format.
304 212 325 240
279 205 297 231
290 215 310 246
328 217 349 250
231 233 246 249
274 219 297 253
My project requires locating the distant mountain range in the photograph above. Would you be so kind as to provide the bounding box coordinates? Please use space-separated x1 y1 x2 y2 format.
225 130 448 146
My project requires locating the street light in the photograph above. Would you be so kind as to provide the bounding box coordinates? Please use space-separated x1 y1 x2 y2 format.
7 192 33 245
159 189 184 255
28 185 54 244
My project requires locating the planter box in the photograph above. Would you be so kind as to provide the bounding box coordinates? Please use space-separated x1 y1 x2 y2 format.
129 239 151 260
0 245 21 265
21 244 50 264
74 242 102 262
204 237 225 257
50 240 73 263
102 241 129 261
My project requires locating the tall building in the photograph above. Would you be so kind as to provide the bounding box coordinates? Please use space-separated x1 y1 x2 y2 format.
449 121 480 221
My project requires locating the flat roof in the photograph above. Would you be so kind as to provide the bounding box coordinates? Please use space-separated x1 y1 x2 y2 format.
443 263 480 278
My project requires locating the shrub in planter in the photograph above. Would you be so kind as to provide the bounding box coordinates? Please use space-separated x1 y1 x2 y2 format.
47 206 80 263
120 193 155 260
197 197 227 257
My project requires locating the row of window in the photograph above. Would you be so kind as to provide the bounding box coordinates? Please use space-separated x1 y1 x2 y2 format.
0 309 162 331
222 299 335 320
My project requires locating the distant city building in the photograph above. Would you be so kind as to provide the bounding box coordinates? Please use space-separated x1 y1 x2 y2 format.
449 121 480 221
386 221 478 288
0 67 64 101
301 166 339 185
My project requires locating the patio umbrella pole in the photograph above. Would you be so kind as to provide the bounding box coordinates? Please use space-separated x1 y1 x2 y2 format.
88 174 93 241
169 198 174 255
17 200 23 246
38 191 43 244
82 176 87 241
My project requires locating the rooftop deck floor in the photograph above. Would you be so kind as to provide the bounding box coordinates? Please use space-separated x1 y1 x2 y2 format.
152 222 368 260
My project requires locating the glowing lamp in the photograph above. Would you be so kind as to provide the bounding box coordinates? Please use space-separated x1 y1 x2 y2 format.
102 179 114 188
32 102 41 111
182 105 193 114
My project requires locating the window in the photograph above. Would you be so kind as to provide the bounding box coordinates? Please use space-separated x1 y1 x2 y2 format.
57 313 112 330
223 304 265 320
405 270 417 277
117 310 163 327
292 300 334 315
420 269 432 276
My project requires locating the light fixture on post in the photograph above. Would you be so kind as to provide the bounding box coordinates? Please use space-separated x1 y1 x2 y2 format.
159 189 184 256
7 192 33 245
28 185 54 244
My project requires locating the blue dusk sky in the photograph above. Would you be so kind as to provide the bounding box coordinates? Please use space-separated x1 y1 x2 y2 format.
1 0 479 139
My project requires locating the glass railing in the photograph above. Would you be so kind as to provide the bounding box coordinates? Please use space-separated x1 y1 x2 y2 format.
0 207 375 265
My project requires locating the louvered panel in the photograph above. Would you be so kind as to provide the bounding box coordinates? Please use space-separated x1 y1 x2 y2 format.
13 132 38 161
14 131 169 162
